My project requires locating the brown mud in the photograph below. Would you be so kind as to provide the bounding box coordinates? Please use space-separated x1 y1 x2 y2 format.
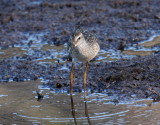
0 0 160 100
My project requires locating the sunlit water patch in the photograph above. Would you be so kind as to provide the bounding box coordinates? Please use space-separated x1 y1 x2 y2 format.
29 0 43 5
139 35 160 48
122 35 160 56
0 81 160 125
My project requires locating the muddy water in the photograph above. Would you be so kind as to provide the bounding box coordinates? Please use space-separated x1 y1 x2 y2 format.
0 81 160 125
139 35 160 48
122 35 160 57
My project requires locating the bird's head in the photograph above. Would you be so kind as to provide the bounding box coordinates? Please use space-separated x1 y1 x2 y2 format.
72 32 85 47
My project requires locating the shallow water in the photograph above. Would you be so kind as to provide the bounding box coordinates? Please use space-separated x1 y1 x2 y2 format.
0 81 160 125
139 35 160 47
122 35 160 56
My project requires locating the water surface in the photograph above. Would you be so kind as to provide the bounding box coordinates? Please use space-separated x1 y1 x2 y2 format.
0 81 160 125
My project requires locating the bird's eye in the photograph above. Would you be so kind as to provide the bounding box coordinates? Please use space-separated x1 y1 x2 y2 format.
78 37 81 40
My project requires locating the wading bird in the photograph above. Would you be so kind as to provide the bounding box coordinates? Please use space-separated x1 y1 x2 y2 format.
68 27 100 96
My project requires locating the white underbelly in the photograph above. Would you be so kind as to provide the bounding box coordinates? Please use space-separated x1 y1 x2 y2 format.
71 43 99 62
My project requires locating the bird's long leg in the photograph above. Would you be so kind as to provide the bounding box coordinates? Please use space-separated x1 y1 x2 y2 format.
83 62 89 97
70 63 74 94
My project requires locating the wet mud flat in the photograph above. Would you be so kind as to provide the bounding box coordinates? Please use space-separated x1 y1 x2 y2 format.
0 52 160 100
0 0 160 101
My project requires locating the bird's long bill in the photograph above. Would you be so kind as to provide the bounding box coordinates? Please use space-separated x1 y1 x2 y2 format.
72 40 78 47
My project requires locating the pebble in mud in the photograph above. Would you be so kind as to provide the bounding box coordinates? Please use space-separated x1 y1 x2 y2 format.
55 82 62 88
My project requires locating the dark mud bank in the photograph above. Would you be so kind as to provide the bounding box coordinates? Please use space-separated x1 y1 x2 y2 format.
0 0 160 49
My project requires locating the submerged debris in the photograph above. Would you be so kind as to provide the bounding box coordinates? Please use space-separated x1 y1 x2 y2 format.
36 91 44 101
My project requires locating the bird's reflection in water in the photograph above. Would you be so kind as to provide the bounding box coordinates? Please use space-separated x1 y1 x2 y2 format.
70 94 78 125
70 94 92 125
84 96 91 125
